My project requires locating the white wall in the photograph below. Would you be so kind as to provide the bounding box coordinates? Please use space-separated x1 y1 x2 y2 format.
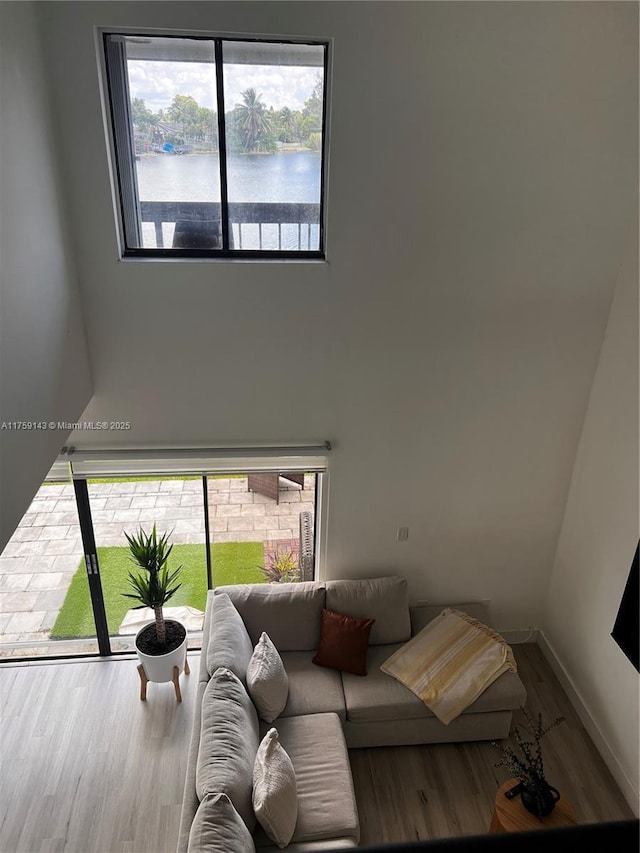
542 231 639 812
0 2 93 550
36 2 637 627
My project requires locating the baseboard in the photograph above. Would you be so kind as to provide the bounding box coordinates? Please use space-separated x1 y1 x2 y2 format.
537 629 639 816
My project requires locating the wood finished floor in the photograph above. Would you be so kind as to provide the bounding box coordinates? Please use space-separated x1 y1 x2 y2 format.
0 644 634 852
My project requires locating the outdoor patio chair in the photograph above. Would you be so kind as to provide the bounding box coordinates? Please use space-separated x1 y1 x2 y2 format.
247 472 305 504
172 218 233 249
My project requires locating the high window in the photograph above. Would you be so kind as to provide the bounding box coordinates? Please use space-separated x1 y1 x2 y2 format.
102 33 328 258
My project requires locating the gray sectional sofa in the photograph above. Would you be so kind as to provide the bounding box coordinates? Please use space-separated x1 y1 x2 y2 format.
178 577 527 852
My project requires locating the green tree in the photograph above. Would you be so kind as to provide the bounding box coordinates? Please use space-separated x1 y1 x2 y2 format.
233 88 274 152
164 94 218 146
197 106 218 146
277 106 297 143
301 78 323 137
130 97 156 133
167 94 199 136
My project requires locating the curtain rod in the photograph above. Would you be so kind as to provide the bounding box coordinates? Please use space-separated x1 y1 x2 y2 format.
61 442 332 457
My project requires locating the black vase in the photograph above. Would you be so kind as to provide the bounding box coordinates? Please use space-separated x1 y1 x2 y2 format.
520 781 561 817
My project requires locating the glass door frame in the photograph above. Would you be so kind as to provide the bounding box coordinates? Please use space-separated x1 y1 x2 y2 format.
2 456 326 661
73 479 111 655
75 470 321 656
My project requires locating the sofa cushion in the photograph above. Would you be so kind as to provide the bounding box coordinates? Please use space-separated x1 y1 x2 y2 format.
188 793 256 853
325 577 411 645
312 609 375 676
206 593 254 683
253 728 298 849
254 713 359 847
342 644 429 723
215 582 326 651
196 667 259 831
247 632 289 723
279 651 346 721
342 644 527 723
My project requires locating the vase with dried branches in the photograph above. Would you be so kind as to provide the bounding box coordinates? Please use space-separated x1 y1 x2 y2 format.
494 707 565 817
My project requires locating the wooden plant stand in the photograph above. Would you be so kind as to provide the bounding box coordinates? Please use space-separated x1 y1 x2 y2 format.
137 657 190 702
490 778 576 833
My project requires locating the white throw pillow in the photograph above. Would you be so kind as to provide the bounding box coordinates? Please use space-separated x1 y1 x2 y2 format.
252 728 298 849
188 792 256 853
246 632 289 723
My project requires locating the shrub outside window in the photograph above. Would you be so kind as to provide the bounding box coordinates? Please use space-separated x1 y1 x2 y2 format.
103 33 328 258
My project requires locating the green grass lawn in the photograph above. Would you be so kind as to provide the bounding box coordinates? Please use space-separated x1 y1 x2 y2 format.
43 474 245 485
51 542 265 639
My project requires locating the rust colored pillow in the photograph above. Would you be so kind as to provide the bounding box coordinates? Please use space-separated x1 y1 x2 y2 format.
312 608 375 676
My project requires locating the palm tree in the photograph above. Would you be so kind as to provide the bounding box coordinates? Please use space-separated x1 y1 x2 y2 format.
235 88 272 151
278 106 297 143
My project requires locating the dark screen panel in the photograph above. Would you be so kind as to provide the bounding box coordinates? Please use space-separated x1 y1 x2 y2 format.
611 542 639 672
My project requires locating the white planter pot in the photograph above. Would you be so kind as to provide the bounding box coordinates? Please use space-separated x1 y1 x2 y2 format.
135 620 188 684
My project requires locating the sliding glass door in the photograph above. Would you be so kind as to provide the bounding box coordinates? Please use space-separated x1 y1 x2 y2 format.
84 475 207 653
0 471 101 660
1 450 325 660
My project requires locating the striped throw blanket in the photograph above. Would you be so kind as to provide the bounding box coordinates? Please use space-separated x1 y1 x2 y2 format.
380 608 517 725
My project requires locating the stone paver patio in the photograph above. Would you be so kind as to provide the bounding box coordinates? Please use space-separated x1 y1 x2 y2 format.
0 474 315 654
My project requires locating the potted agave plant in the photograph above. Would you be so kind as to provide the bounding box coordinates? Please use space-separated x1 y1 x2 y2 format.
495 707 565 817
123 524 189 700
258 543 300 584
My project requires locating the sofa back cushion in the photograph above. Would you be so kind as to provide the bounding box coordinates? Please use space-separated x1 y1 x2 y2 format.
325 577 411 645
206 593 254 683
215 582 326 651
188 793 256 853
196 667 259 831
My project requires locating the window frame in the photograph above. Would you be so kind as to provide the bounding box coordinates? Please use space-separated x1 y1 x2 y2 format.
100 29 330 261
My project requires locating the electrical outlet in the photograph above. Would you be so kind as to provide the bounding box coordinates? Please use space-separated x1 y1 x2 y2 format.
397 527 409 541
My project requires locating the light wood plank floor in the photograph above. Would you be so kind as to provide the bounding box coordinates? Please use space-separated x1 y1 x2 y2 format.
0 645 634 852
0 654 200 853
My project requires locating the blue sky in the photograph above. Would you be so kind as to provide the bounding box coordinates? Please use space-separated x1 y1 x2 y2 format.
128 60 320 113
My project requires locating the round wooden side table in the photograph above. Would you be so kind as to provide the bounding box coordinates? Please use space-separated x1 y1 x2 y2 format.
490 778 577 833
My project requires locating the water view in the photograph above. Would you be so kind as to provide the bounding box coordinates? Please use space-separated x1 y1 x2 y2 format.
136 151 321 250
135 150 321 203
